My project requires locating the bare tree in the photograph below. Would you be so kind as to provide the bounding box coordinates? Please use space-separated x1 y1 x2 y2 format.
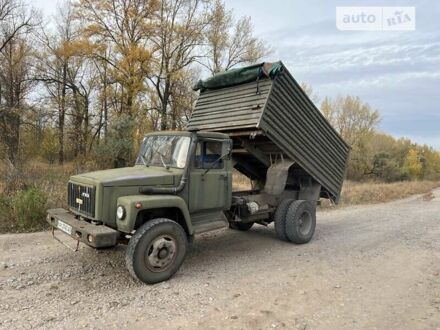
202 0 269 75
35 1 100 163
0 0 37 163
300 82 319 104
169 67 199 129
34 1 78 164
148 0 207 130
0 0 36 52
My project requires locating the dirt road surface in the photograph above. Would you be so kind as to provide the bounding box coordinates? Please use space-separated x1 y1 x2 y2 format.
1 189 439 330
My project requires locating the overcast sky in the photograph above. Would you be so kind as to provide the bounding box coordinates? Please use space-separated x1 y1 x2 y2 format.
33 0 440 149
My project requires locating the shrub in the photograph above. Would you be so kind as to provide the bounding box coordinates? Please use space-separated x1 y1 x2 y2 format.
0 193 16 233
13 187 48 230
94 114 136 168
0 187 48 233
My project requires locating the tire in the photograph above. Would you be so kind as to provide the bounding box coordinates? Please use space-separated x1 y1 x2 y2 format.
125 218 187 284
229 221 254 231
273 199 294 241
285 200 316 244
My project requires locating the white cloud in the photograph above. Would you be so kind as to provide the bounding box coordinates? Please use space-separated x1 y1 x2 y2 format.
262 17 440 149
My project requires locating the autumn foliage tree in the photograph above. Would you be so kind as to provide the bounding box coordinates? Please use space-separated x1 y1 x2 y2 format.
75 0 159 165
321 95 381 179
75 0 158 115
320 95 440 181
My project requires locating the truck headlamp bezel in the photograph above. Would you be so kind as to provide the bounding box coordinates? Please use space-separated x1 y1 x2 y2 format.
116 206 126 220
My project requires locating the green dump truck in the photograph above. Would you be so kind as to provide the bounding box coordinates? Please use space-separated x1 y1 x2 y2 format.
46 61 350 284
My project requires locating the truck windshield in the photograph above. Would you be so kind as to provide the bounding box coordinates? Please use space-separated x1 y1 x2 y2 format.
136 135 191 169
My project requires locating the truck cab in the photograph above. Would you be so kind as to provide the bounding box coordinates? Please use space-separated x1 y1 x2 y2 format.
47 130 236 283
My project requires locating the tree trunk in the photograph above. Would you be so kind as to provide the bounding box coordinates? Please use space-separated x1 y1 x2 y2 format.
81 96 89 156
0 109 20 164
103 64 108 143
58 63 67 165
72 88 83 157
2 43 21 165
171 102 177 130
160 78 171 131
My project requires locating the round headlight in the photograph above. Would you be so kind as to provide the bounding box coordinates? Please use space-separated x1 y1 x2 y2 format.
116 206 126 220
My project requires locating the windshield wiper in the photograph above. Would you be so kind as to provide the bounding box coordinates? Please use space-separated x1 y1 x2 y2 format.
158 151 170 169
141 148 169 169
143 146 154 167
140 153 148 166
159 154 169 169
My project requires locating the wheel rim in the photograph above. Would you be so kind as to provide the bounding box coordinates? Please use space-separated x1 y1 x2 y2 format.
144 235 177 272
298 211 312 236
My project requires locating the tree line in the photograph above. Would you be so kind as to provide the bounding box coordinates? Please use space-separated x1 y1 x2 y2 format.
320 94 440 182
0 0 439 182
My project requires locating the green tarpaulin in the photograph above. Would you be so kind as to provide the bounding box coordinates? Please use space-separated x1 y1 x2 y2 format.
193 61 284 92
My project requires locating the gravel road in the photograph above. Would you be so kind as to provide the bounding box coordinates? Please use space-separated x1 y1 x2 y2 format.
1 189 439 330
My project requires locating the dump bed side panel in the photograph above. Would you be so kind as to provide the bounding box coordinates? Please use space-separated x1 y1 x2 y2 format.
260 71 350 201
187 79 272 132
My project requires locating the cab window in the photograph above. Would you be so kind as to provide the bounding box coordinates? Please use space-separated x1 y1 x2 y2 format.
194 141 224 169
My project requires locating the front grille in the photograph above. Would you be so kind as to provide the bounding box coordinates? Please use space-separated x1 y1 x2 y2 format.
68 182 96 218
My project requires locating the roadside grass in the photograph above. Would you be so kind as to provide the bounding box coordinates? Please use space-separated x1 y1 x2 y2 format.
0 161 439 233
322 180 440 208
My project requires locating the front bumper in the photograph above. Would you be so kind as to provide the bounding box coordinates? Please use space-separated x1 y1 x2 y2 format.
46 208 120 248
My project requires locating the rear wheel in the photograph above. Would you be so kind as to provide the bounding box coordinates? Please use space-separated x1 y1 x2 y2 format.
285 200 316 244
229 221 254 231
273 199 294 241
125 218 187 284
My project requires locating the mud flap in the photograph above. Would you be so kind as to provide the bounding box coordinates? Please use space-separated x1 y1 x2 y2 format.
264 159 295 195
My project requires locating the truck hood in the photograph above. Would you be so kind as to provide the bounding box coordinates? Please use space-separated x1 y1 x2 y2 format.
70 166 176 187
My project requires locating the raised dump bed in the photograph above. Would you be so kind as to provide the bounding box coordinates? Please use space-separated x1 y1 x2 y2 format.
188 61 350 202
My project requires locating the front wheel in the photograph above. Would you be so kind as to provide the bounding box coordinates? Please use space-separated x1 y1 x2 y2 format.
125 218 187 284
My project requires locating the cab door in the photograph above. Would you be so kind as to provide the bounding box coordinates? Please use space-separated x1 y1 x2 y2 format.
188 140 231 213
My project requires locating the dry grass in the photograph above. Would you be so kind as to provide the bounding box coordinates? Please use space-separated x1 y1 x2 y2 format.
334 180 440 206
0 159 100 210
0 160 74 208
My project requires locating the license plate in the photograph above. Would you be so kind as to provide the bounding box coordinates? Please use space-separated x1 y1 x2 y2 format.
57 221 72 235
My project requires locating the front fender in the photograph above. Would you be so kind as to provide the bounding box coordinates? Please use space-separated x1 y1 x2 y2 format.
116 195 193 234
